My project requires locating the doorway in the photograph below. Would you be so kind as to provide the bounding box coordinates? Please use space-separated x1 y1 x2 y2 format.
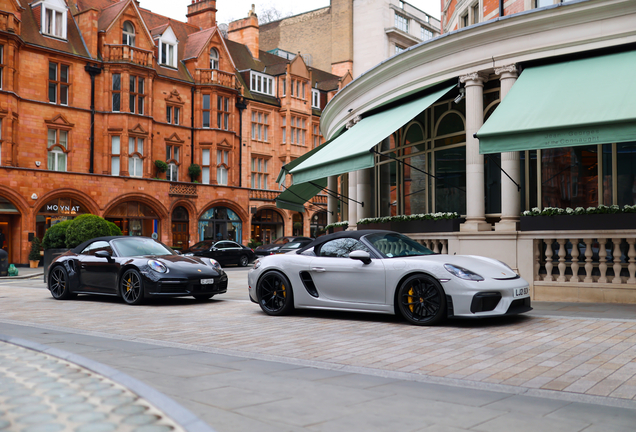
171 206 189 250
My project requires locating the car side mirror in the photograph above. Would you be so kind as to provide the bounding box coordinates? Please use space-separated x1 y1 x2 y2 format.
349 250 371 265
95 250 111 259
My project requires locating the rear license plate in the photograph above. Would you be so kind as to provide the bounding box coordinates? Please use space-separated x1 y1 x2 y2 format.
513 287 529 298
201 279 215 285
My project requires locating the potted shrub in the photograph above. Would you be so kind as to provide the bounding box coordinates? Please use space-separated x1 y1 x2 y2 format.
28 237 42 268
65 214 112 248
188 163 202 182
154 160 168 179
326 221 349 234
520 205 636 231
42 220 74 281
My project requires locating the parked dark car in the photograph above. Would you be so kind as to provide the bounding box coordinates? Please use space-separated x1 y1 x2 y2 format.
47 236 228 305
183 240 255 267
254 236 314 256
274 239 315 254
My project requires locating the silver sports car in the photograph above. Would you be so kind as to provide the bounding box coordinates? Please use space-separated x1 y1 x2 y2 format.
248 230 531 325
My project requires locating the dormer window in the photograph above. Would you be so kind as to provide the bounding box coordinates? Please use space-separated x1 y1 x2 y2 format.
38 0 67 39
157 27 178 68
123 21 135 46
210 48 219 70
311 89 320 109
250 71 274 96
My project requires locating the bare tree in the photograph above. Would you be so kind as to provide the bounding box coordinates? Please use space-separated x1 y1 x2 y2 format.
257 4 292 24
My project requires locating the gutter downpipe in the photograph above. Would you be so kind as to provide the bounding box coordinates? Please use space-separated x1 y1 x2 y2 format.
191 86 195 166
236 98 247 188
85 64 102 174
499 0 504 18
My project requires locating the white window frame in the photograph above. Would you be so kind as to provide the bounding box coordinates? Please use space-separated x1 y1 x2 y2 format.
210 48 219 69
123 21 135 46
157 28 178 68
47 128 68 172
395 12 409 33
421 26 432 41
111 136 120 176
202 149 211 184
251 157 269 190
395 45 405 55
217 150 229 185
311 89 320 109
128 137 144 177
251 111 269 142
39 0 67 40
0 45 4 90
250 71 275 96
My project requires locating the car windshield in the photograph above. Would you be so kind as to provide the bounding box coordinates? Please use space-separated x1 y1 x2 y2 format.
282 242 304 250
271 237 290 245
364 232 435 258
190 241 212 252
113 238 175 257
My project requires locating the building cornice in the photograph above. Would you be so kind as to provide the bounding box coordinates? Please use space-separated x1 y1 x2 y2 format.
322 0 636 139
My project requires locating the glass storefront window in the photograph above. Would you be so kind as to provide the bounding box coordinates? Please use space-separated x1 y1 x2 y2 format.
435 147 466 215
542 145 598 209
199 206 242 242
105 202 159 238
616 142 636 206
602 144 613 205
251 209 283 244
310 211 327 238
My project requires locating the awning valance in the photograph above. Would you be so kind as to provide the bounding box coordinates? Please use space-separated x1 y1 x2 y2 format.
477 50 636 154
289 84 456 184
275 179 327 213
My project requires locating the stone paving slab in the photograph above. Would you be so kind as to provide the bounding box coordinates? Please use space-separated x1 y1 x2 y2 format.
2 283 636 405
0 336 214 432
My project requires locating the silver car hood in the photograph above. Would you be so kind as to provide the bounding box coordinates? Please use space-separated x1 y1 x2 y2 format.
398 254 517 280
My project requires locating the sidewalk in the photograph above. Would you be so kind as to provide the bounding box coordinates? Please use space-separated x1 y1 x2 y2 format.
0 333 214 432
1 266 43 280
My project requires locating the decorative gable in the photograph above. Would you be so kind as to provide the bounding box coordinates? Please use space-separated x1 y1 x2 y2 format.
128 123 148 135
165 90 184 105
290 55 310 79
44 114 74 128
165 133 184 144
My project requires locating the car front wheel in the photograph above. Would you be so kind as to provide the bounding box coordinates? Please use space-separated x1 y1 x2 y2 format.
397 274 446 325
121 269 144 305
49 266 74 300
256 271 294 316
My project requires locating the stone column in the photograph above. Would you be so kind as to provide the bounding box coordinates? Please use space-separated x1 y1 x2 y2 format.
348 171 358 227
494 65 521 231
460 72 491 232
327 176 338 225
357 168 373 220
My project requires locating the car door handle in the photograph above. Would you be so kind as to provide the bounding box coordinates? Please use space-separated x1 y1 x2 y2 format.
311 267 326 272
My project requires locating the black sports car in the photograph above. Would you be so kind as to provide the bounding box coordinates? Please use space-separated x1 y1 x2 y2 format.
254 236 314 256
183 240 255 267
47 236 228 305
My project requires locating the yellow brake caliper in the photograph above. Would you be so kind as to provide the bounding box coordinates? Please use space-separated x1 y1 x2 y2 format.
127 277 132 292
408 287 414 312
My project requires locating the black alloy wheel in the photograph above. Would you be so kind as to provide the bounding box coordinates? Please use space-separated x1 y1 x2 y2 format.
256 271 294 316
120 269 144 305
238 255 249 267
397 274 446 325
49 266 74 300
193 295 214 301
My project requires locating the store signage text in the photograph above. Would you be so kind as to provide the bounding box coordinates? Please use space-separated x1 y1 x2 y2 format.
46 204 81 214
542 129 600 146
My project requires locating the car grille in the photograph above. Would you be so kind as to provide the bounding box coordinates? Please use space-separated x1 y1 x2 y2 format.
506 297 532 314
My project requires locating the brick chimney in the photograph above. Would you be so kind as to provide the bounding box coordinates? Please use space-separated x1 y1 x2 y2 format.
187 0 217 30
228 5 259 59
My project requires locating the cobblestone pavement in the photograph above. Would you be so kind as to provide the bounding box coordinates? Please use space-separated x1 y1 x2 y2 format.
1 269 636 405
0 340 191 432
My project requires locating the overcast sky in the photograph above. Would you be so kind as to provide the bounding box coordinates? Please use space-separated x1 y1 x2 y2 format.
143 0 441 25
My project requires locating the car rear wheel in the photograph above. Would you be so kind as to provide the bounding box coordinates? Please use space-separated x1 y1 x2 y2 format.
49 266 74 300
256 271 294 316
193 295 214 301
397 274 446 325
238 255 249 267
121 269 144 305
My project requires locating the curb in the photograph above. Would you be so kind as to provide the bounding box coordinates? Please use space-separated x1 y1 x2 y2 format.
0 271 44 280
0 333 216 432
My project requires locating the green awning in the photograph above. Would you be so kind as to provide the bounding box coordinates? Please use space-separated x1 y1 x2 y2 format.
289 84 456 184
275 178 327 213
478 50 636 154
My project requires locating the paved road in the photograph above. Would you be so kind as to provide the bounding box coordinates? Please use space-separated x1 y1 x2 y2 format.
2 268 636 431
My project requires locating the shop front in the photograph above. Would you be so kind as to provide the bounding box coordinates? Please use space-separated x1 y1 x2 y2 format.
36 198 89 240
198 207 242 243
171 206 190 250
0 197 21 263
251 209 284 245
310 211 326 238
105 202 160 238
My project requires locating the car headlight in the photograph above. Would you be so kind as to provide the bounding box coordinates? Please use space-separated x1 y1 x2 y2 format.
148 260 167 273
444 264 484 281
208 258 222 271
253 259 261 270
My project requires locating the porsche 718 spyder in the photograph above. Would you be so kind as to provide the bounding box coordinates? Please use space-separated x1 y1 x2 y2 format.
248 230 531 325
47 236 228 305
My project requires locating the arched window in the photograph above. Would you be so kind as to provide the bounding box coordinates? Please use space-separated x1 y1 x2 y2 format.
123 21 135 46
210 48 219 70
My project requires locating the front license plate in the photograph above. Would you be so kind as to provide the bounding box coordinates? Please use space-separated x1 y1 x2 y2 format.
201 279 215 285
513 287 529 298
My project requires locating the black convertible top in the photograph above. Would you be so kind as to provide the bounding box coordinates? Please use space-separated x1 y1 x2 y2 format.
71 236 156 254
296 229 393 254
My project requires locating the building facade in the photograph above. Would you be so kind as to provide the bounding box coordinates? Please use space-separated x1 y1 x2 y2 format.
289 0 636 303
258 0 440 78
0 0 343 264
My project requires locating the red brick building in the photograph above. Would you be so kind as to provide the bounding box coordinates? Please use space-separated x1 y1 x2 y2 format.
0 0 346 264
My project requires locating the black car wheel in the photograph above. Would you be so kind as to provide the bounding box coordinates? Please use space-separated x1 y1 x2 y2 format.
193 295 214 301
397 274 446 326
120 269 144 305
256 271 294 316
49 266 74 300
238 255 249 267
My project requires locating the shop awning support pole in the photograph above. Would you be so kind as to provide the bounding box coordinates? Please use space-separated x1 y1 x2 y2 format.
486 154 521 191
279 185 334 215
308 181 364 208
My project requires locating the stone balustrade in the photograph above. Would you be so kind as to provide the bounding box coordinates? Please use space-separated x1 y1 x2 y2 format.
102 45 154 67
0 11 20 34
195 69 236 88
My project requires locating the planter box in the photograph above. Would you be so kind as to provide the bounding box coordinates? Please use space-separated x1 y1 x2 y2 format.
520 213 636 231
327 226 348 234
359 218 464 233
43 248 71 282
